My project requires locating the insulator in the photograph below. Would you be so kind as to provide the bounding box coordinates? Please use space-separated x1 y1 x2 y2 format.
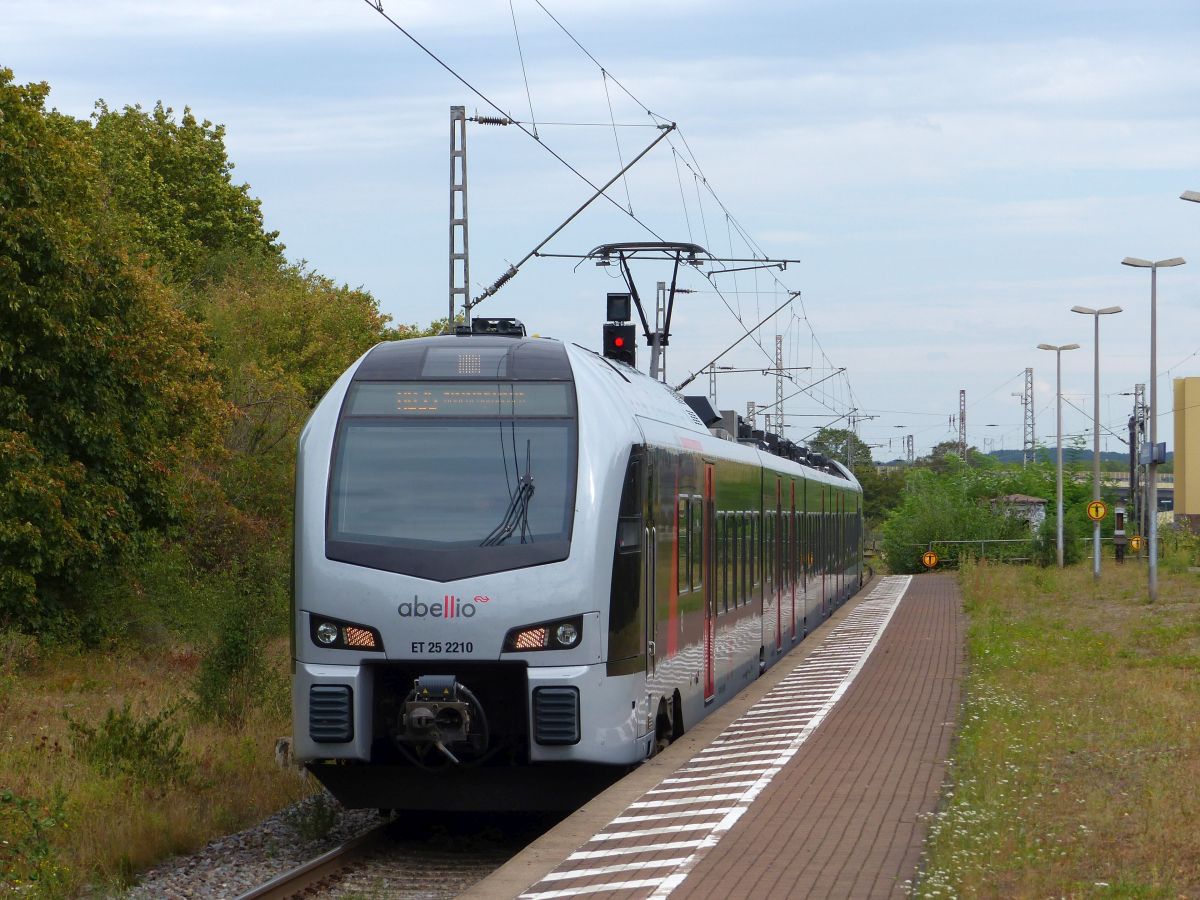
472 115 513 126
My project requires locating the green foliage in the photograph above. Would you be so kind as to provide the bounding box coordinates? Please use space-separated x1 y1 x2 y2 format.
879 455 1112 573
89 101 283 284
1031 512 1083 567
854 465 905 528
192 587 281 725
1160 523 1200 573
283 791 343 842
808 428 872 467
882 465 1027 572
0 787 68 892
66 702 191 784
0 68 443 652
0 70 229 631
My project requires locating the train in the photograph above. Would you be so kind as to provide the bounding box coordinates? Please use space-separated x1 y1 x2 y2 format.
291 318 865 810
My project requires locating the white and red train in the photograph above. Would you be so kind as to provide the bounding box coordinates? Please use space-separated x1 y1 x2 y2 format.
291 323 864 809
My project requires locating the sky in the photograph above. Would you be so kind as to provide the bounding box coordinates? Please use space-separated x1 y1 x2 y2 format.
7 0 1200 462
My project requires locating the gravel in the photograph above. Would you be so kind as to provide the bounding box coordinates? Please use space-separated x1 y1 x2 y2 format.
118 793 382 900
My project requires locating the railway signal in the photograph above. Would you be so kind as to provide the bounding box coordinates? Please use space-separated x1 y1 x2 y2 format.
603 323 636 366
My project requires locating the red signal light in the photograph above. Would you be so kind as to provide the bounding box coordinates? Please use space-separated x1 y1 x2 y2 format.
602 323 636 365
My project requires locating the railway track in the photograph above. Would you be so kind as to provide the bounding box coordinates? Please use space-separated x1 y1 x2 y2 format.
235 812 560 900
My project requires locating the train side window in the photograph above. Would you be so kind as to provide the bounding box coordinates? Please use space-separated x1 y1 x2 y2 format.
716 512 726 614
741 513 749 605
748 512 757 590
721 513 730 613
764 512 773 587
730 513 737 612
677 497 689 594
690 495 703 592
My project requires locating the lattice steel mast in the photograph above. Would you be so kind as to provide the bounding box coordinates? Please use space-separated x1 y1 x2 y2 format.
1022 367 1035 467
448 106 469 325
959 390 967 460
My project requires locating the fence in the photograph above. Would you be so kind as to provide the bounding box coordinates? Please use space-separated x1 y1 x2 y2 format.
904 537 1162 569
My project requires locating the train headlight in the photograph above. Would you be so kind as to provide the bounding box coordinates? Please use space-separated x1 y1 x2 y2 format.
503 615 584 652
309 616 383 652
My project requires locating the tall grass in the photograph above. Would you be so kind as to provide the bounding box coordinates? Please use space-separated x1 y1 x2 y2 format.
0 635 309 896
915 562 1200 897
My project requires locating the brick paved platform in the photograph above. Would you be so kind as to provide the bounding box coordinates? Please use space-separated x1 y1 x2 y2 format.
462 574 964 899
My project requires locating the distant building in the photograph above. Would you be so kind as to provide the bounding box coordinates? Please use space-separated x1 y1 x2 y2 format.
991 494 1047 532
1174 377 1200 529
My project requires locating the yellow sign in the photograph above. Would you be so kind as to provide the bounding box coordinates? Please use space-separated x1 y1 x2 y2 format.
1130 534 1144 552
922 550 939 569
1087 500 1108 522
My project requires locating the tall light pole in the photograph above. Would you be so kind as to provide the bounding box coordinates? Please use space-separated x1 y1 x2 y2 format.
1038 342 1080 568
1122 256 1186 601
1181 190 1200 204
1071 305 1122 580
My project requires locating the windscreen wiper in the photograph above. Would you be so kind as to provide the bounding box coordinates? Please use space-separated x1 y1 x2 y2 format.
481 441 535 546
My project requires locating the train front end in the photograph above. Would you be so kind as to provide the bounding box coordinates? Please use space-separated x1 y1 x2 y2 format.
291 330 645 810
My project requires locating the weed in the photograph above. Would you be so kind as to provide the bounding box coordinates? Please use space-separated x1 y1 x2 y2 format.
65 701 192 784
0 787 68 893
914 563 1200 897
0 626 39 675
192 590 271 725
282 790 342 842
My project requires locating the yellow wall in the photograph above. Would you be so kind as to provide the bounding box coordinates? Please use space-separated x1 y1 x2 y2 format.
1174 377 1200 517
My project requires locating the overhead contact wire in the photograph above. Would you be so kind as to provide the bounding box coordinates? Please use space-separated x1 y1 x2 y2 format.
508 0 539 140
359 0 660 237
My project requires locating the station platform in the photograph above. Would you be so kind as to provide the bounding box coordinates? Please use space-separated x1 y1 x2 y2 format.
461 574 964 899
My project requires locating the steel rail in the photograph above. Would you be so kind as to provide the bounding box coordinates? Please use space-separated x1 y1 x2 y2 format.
234 824 391 900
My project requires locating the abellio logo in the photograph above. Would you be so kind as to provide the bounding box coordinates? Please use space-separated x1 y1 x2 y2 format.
397 594 484 619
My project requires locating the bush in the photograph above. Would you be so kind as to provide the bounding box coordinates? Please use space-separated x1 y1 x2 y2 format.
66 702 191 784
192 589 276 725
1032 512 1083 567
282 791 343 842
0 787 68 892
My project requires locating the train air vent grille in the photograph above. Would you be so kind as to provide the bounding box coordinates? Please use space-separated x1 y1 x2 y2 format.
309 685 353 743
533 687 580 745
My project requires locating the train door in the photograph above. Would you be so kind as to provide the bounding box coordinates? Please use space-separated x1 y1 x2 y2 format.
703 463 716 703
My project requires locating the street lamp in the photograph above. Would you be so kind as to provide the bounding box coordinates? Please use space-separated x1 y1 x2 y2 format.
1122 256 1186 601
1038 342 1080 568
1181 190 1200 203
1071 305 1122 580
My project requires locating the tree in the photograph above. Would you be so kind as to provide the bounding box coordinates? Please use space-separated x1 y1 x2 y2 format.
89 101 283 285
855 465 905 528
0 71 228 628
809 428 873 467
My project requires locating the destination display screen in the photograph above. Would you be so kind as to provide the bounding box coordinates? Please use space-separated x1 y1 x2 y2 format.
345 381 574 417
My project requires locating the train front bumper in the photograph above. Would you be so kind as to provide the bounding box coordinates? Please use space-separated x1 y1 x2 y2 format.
291 660 650 765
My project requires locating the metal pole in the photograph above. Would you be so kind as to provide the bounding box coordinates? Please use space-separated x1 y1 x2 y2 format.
1056 349 1064 568
1149 265 1158 601
1092 313 1101 580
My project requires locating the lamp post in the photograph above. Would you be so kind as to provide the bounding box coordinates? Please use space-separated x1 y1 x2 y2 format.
1071 305 1122 579
1038 342 1080 568
1122 256 1186 602
1181 190 1200 203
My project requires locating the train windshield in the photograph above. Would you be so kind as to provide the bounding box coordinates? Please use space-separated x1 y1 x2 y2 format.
326 381 576 578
